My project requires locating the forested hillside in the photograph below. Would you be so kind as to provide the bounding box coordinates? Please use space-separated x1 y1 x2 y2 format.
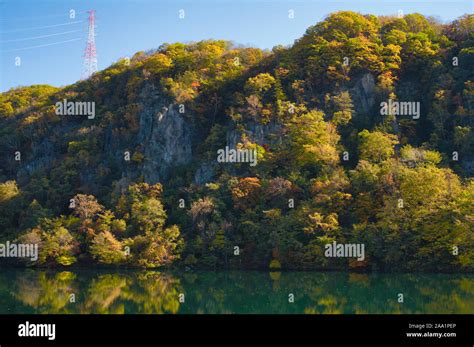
1 12 473 271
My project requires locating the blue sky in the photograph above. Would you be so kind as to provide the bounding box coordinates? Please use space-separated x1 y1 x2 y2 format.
1 0 472 92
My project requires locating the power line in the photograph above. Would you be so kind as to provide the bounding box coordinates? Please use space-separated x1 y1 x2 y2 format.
0 11 88 22
0 37 82 53
0 21 83 34
0 30 82 43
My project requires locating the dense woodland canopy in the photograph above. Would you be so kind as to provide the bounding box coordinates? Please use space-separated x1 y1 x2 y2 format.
0 12 473 271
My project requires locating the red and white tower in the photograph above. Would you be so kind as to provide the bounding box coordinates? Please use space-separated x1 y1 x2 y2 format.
82 10 97 79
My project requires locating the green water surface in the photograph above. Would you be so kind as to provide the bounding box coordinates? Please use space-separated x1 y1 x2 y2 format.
0 269 473 314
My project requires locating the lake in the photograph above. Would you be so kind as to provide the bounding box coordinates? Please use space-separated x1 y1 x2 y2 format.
0 269 473 314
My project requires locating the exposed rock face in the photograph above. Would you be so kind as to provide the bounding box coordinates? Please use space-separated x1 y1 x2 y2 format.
194 162 215 184
141 104 193 183
16 138 56 185
351 73 375 115
9 73 381 189
226 121 283 149
11 81 196 188
462 157 474 176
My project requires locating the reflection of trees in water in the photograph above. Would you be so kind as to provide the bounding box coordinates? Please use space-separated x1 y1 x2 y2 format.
121 272 182 314
278 272 474 314
179 272 230 314
0 270 473 314
10 271 77 314
81 272 182 314
1 270 182 314
83 274 129 314
421 278 474 314
179 272 474 314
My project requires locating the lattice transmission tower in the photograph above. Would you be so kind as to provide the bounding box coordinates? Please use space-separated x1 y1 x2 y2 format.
81 10 97 79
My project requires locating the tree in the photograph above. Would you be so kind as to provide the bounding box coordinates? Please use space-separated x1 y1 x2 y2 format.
117 183 183 267
0 180 23 237
287 110 340 167
358 130 398 163
130 197 167 234
0 101 14 117
90 231 126 265
399 145 442 167
0 180 20 204
329 91 354 126
36 222 79 266
19 200 51 231
245 73 276 96
189 197 215 224
72 194 104 221
231 177 262 210
130 225 183 268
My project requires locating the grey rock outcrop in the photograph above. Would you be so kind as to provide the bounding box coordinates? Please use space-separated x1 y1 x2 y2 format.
351 73 376 116
141 103 193 183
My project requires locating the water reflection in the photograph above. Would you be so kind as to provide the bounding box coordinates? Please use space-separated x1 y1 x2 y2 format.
0 269 473 314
